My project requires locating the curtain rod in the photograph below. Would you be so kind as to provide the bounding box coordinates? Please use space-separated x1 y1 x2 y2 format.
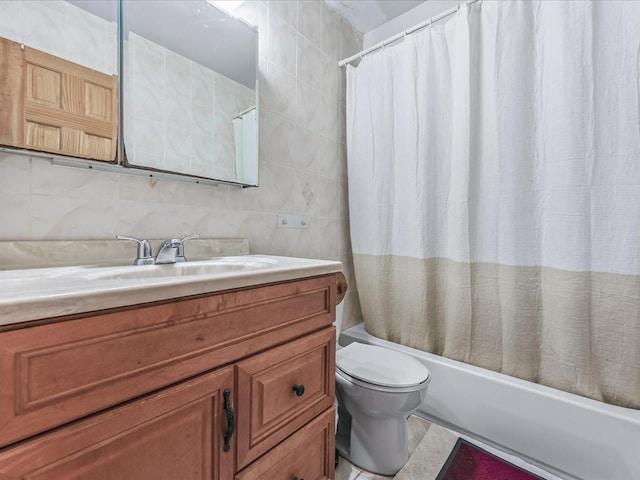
233 105 256 120
338 0 480 67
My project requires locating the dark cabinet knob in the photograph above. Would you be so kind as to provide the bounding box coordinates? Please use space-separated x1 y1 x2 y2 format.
292 384 305 397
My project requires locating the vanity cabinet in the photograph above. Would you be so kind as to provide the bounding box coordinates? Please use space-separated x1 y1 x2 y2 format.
0 273 343 480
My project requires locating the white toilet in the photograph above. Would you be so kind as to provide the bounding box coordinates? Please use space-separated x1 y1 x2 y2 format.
334 305 430 476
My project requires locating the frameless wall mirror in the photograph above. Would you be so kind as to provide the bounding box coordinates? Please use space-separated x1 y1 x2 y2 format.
0 0 118 162
121 0 259 186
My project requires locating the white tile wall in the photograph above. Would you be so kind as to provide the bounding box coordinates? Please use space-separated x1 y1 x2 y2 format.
0 0 364 329
1 0 117 75
125 32 255 181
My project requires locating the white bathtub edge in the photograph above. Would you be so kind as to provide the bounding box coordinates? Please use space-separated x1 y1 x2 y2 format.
340 323 640 480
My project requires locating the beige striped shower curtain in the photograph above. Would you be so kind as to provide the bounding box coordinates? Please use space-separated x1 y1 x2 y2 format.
345 0 640 409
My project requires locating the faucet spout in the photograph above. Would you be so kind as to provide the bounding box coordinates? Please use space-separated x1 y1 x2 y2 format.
154 234 200 264
154 239 182 265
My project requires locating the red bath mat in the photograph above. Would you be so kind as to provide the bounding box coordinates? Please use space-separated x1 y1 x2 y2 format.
436 438 544 480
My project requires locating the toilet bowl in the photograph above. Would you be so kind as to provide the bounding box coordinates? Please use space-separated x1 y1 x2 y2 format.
333 305 430 475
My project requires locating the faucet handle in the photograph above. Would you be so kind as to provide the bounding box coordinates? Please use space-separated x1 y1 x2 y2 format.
116 234 154 265
180 234 200 243
176 234 200 262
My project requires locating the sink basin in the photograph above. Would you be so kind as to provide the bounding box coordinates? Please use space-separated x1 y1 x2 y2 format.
94 262 269 280
0 253 343 326
48 256 278 281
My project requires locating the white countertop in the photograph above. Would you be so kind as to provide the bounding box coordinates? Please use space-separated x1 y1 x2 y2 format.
0 255 343 327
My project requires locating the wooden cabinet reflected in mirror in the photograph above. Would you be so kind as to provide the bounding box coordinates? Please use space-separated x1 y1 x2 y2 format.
0 0 118 162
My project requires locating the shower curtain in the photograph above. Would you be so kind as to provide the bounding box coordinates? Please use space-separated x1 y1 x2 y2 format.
233 107 257 185
346 0 640 409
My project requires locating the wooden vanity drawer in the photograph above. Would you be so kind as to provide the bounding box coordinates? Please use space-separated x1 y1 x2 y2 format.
235 407 335 480
0 275 336 448
236 327 335 469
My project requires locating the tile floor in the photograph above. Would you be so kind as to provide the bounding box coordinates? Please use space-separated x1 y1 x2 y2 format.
335 415 431 480
335 415 564 480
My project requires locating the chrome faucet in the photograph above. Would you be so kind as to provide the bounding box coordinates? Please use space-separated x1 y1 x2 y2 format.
155 235 200 264
117 234 200 265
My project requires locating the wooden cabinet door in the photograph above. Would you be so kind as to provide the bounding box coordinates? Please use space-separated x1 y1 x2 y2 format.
236 328 335 468
0 367 235 480
0 36 117 161
235 408 335 480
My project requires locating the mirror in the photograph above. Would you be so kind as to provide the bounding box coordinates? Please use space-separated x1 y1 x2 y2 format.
0 0 258 187
0 0 118 162
121 0 259 186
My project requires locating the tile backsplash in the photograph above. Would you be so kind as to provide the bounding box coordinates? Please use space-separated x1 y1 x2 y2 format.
0 0 363 329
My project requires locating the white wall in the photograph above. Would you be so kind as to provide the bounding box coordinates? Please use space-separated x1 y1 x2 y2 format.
363 0 458 48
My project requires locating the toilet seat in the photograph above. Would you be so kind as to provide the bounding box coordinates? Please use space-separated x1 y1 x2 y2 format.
336 343 430 393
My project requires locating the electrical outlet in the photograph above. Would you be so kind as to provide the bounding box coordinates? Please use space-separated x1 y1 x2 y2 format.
277 214 310 229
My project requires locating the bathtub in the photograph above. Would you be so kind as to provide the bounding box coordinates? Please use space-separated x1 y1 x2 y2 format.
340 323 640 480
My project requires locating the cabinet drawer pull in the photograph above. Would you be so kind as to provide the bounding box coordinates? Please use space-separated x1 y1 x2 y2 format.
223 389 234 452
292 384 305 397
293 477 304 480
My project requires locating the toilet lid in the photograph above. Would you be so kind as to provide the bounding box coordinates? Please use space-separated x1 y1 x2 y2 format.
336 343 430 388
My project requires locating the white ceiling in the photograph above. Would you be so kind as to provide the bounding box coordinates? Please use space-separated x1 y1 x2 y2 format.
326 0 424 33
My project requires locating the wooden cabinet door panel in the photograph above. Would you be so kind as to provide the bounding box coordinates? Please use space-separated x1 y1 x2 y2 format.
235 408 335 480
236 328 335 468
0 367 235 480
23 46 118 161
25 63 61 106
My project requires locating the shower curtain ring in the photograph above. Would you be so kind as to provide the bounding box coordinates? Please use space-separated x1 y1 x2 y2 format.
457 3 460 15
